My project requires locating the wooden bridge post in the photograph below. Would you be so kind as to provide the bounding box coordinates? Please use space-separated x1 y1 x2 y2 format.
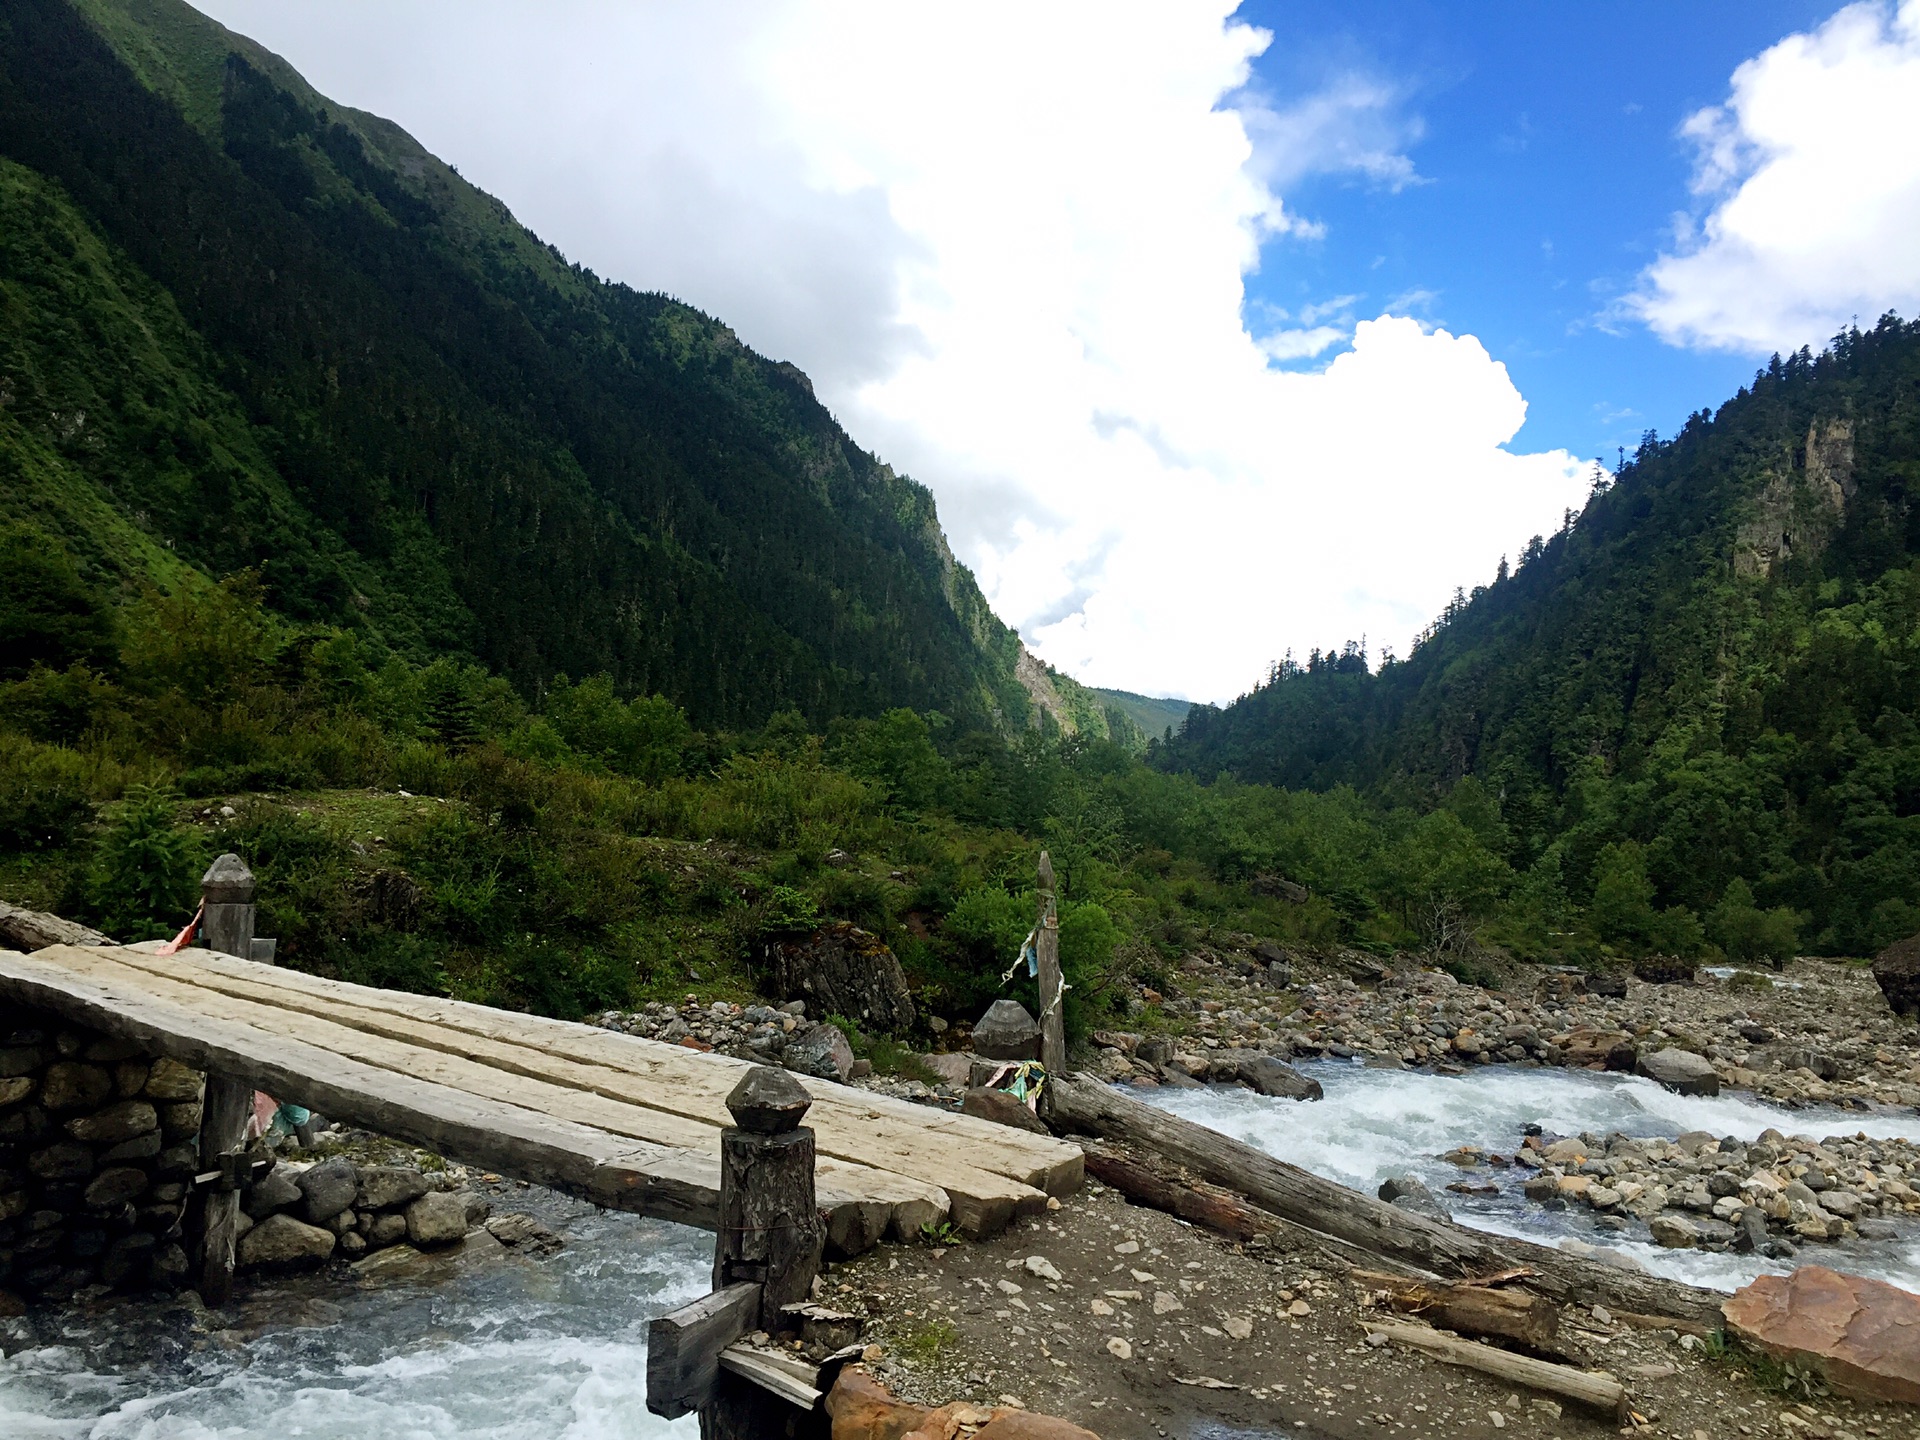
714 1065 823 1328
195 852 256 1305
1035 850 1066 1082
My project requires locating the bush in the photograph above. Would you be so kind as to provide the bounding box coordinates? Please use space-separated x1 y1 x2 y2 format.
87 784 204 940
0 734 96 850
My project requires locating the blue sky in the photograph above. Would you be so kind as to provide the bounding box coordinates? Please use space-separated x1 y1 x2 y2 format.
1239 0 1839 469
201 0 1920 698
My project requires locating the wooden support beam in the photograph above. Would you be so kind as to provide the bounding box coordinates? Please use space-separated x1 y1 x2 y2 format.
647 1282 763 1419
1034 851 1066 1083
194 852 255 1306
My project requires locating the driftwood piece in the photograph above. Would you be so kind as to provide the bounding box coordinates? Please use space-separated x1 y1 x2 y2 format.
1049 1075 1723 1326
718 1343 824 1408
1363 1321 1627 1421
647 1282 763 1419
1350 1268 1560 1353
0 900 110 951
1084 1145 1279 1242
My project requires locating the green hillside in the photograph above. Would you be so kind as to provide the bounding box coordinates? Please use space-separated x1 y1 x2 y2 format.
0 0 1096 733
1096 688 1196 747
1160 317 1920 957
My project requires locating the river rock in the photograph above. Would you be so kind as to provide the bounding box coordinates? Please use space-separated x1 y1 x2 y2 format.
238 1213 336 1270
756 921 916 1033
1649 1214 1698 1248
1723 1265 1920 1403
405 1189 469 1247
297 1157 360 1224
1634 1048 1719 1096
1238 1055 1323 1101
64 1100 157 1145
961 1086 1050 1135
1585 972 1629 999
40 1061 111 1112
1871 932 1920 1019
1378 1173 1450 1221
355 1165 431 1212
973 1000 1042 1062
245 1167 304 1218
824 1367 928 1440
783 1025 855 1082
363 1211 409 1247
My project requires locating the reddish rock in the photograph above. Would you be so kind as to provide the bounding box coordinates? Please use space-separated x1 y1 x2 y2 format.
826 1368 929 1440
1723 1265 1920 1404
974 1410 1101 1440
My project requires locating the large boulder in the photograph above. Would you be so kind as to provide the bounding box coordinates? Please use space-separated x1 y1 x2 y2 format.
973 1000 1041 1062
1723 1265 1920 1403
1238 1056 1323 1102
1872 933 1920 1019
1635 1047 1719 1096
237 1213 336 1270
783 1025 856 1082
960 1087 1050 1135
755 921 916 1034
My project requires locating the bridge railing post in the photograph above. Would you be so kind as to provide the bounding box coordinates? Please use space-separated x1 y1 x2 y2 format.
649 1065 826 1431
194 853 256 1305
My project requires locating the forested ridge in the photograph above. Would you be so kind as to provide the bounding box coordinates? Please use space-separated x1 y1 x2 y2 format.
0 0 1115 734
1161 317 1920 960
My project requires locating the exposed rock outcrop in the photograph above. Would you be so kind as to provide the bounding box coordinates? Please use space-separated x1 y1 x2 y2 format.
757 922 915 1034
1872 932 1920 1020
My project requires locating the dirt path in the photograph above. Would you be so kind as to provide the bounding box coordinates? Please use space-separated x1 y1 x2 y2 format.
831 1177 1917 1440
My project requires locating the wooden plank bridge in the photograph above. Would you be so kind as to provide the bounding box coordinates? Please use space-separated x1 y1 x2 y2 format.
0 938 1082 1250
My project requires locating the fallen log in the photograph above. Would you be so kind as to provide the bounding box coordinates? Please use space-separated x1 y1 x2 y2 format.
1350 1268 1560 1353
1084 1145 1279 1242
1049 1075 1723 1326
1362 1320 1628 1421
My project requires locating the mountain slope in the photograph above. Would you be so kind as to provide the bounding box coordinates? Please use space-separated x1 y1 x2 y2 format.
0 0 1082 731
1160 318 1920 953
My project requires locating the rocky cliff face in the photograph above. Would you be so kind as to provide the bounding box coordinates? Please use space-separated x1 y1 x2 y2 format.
1734 417 1856 577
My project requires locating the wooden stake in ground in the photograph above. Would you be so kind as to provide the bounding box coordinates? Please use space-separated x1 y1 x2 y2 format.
1035 851 1065 1081
194 852 256 1305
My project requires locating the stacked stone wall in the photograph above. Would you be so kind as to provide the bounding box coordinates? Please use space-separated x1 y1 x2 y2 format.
0 1005 203 1301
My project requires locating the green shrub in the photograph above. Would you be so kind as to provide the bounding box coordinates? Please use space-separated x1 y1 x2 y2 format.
0 734 96 850
87 784 204 939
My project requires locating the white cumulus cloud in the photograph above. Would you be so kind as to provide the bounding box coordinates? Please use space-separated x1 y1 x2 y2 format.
196 0 1587 702
1631 0 1920 354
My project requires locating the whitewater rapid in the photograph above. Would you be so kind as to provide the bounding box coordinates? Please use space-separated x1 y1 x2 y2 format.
1145 1060 1920 1293
0 1193 707 1440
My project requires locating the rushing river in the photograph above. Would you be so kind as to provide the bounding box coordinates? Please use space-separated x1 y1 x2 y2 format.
1147 1059 1920 1293
6 1065 1920 1436
0 1191 708 1440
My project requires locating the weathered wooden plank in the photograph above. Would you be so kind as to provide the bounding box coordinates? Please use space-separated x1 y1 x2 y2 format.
0 946 717 1225
717 1344 823 1409
646 1281 762 1419
113 942 1082 1194
35 947 958 1240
